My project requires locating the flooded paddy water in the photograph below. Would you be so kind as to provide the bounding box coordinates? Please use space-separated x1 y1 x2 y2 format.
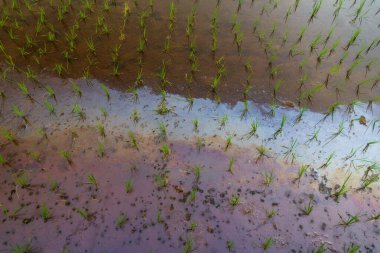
0 0 380 252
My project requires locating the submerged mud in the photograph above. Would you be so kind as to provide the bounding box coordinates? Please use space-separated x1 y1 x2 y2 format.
0 128 379 253
0 70 379 252
0 0 379 111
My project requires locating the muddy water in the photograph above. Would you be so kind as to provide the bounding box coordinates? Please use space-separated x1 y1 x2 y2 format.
0 0 379 111
0 69 379 252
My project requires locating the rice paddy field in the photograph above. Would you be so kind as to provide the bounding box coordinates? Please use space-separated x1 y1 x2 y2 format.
0 0 380 252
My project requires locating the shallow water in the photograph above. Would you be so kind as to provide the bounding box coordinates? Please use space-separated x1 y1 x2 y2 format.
0 71 379 252
1 0 380 252
0 0 379 111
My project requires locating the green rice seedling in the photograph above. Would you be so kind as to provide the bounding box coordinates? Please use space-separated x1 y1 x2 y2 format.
161 143 171 159
156 210 163 223
299 83 324 102
182 237 194 253
99 107 108 118
263 237 273 251
308 0 323 23
100 83 110 100
0 154 9 165
256 144 269 161
2 129 16 144
40 204 50 222
72 103 86 120
352 0 367 22
25 67 37 81
301 199 314 215
158 61 171 89
273 79 283 98
367 96 380 112
77 208 91 221
132 110 140 124
270 65 280 79
322 102 341 121
365 59 377 75
246 119 259 139
317 47 329 62
346 244 360 253
53 64 65 77
346 58 363 79
334 173 351 201
266 208 278 218
128 131 139 150
293 107 307 125
355 43 367 60
193 118 199 132
196 137 205 152
310 33 322 52
97 142 105 157
329 37 341 56
240 100 249 119
10 242 32 253
44 99 55 115
324 121 344 146
15 173 29 188
155 173 169 188
96 122 106 138
71 82 82 97
338 213 360 227
224 135 233 152
125 178 133 193
356 77 374 95
324 26 335 45
60 150 72 164
230 194 240 207
189 188 196 202
333 0 344 20
358 173 379 191
227 240 235 251
194 164 201 181
297 26 307 43
158 123 167 141
294 164 310 183
319 152 334 169
86 37 96 55
362 141 379 153
220 114 228 129
50 180 59 191
12 105 28 123
345 29 361 50
137 38 146 53
263 171 274 186
273 114 286 139
314 244 326 253
282 139 298 164
338 51 349 66
227 157 235 173
17 82 32 99
87 174 98 190
115 213 127 229
367 212 380 221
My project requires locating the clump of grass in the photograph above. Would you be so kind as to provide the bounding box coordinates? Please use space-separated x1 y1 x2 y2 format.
96 122 106 137
266 208 278 218
256 144 269 161
0 153 8 166
194 164 201 181
224 134 233 151
125 178 133 193
155 173 169 188
97 142 105 157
